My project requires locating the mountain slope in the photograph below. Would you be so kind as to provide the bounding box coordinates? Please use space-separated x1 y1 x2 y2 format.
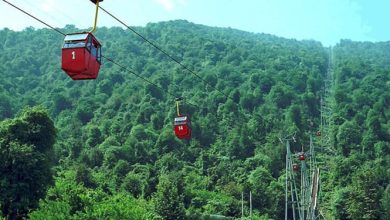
0 20 388 219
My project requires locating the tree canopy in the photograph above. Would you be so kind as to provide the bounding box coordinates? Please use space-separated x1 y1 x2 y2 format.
0 21 388 219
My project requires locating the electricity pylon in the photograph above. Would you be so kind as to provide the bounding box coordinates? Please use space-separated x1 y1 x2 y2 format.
285 135 320 220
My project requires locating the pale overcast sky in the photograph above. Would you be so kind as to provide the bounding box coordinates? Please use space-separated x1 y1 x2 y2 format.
0 0 389 46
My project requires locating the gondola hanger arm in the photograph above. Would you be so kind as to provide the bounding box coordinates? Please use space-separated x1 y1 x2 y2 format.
89 0 103 33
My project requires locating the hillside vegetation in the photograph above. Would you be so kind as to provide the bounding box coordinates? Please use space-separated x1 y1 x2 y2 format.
322 40 390 219
0 21 388 219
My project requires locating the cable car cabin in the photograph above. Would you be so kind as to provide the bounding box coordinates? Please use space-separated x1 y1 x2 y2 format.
292 163 299 171
174 115 191 139
61 33 102 80
298 153 305 161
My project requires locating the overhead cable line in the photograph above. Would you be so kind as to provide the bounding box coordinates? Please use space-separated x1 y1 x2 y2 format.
2 0 198 108
102 56 198 108
2 0 66 36
99 6 233 101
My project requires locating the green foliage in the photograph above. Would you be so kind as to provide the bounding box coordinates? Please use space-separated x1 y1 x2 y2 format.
85 125 103 148
381 184 390 220
0 21 388 219
29 170 157 219
0 94 13 120
53 94 72 115
29 201 72 220
331 187 349 219
153 173 186 220
187 189 240 217
0 107 56 219
248 167 283 218
346 164 383 219
75 164 96 188
323 41 390 219
76 193 157 220
267 83 295 109
121 172 146 198
336 120 361 156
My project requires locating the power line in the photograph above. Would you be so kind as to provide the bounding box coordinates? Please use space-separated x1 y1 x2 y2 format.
1 0 198 108
99 6 232 101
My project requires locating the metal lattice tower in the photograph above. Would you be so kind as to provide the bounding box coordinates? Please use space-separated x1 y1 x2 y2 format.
284 46 337 220
285 135 321 220
320 47 336 152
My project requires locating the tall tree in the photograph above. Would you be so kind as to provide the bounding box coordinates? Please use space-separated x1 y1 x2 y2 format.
153 173 185 220
0 107 56 219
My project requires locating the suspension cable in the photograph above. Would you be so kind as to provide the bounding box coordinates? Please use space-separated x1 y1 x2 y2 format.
102 56 198 108
1 0 198 109
2 0 66 36
99 6 232 101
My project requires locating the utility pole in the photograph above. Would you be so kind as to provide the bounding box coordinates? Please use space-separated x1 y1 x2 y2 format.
242 191 244 218
250 191 252 219
285 152 288 220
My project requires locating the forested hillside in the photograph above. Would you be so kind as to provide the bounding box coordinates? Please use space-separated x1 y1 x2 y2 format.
0 20 388 219
321 40 390 219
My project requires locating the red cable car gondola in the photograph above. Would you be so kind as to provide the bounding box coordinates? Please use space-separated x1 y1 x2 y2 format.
298 152 305 161
61 0 103 80
174 97 192 139
61 33 101 80
174 115 192 139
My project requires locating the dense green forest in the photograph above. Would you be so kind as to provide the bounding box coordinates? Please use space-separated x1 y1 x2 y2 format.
0 20 388 219
321 40 390 219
